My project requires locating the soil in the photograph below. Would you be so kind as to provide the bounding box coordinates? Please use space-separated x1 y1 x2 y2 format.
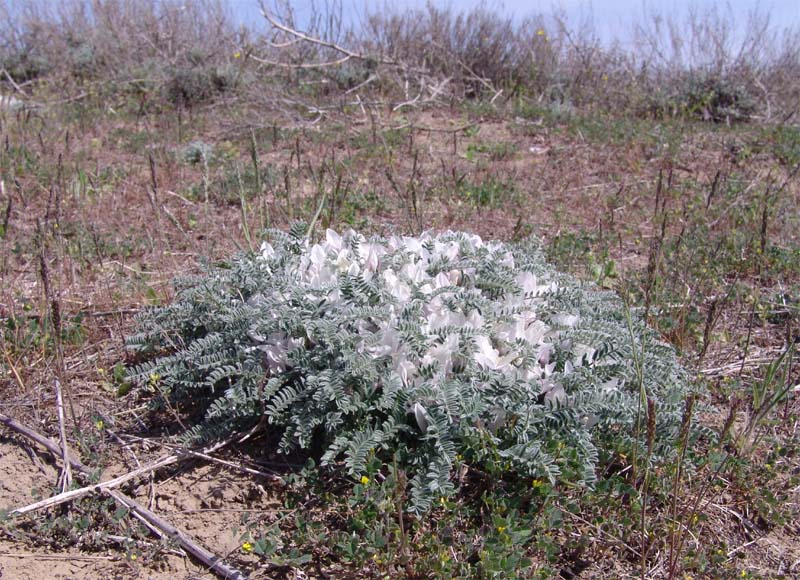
0 437 272 579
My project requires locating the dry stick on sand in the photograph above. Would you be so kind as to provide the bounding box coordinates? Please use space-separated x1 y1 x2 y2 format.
0 412 248 580
11 451 194 515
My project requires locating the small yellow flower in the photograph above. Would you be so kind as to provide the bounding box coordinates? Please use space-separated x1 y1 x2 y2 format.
94 419 105 430
242 542 254 553
360 475 370 485
537 29 545 36
532 479 544 488
233 51 242 59
740 571 747 578
497 525 506 533
439 496 446 506
129 553 137 561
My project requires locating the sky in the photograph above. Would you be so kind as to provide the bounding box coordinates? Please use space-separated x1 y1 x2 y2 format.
229 0 800 45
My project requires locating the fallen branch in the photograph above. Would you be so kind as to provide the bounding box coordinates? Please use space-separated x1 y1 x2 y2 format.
11 451 189 515
0 412 248 580
250 53 352 69
105 490 247 580
0 67 29 97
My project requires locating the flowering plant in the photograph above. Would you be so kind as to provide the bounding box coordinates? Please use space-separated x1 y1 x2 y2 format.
127 224 690 512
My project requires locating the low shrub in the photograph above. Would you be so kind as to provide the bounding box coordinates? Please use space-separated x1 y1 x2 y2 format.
0 47 51 83
644 73 757 123
680 74 757 123
127 225 692 513
164 64 237 108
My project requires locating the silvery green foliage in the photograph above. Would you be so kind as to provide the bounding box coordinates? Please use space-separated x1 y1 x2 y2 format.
127 224 690 513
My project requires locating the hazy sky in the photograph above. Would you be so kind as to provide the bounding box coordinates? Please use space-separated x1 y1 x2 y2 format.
232 0 800 43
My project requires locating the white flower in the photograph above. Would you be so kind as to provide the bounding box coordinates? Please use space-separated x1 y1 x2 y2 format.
325 228 343 251
334 249 353 272
382 270 411 302
572 344 596 367
423 334 459 376
260 241 276 260
601 379 619 393
540 380 566 406
358 242 384 280
397 359 416 387
473 336 517 371
413 402 429 433
516 271 539 294
551 313 579 327
249 333 300 372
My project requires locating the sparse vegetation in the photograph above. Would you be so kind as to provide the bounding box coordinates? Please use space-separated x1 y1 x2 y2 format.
0 1 798 579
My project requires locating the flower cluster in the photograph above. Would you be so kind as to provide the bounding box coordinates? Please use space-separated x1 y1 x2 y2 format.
254 229 598 410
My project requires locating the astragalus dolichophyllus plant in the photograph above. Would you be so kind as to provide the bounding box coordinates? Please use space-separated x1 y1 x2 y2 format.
127 224 691 513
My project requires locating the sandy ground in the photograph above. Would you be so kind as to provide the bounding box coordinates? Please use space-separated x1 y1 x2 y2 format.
0 437 274 580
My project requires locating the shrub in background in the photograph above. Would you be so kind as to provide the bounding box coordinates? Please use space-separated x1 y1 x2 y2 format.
126 225 692 513
164 64 237 108
0 46 51 83
679 73 757 123
2 0 797 119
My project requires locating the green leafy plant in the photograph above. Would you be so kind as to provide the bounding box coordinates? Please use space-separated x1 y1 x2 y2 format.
742 343 797 451
126 225 693 513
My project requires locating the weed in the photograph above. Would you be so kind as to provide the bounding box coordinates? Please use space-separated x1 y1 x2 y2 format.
465 141 514 162
767 124 800 167
741 343 797 451
164 64 237 108
3 311 85 357
457 175 514 207
545 231 597 274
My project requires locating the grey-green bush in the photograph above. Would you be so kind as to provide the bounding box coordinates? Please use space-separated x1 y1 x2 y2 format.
126 225 693 513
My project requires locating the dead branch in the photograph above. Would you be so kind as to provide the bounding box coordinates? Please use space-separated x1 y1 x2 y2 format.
11 453 184 515
250 53 352 69
428 39 501 101
10 436 229 516
0 67 29 97
260 7 395 65
105 491 248 580
118 433 284 483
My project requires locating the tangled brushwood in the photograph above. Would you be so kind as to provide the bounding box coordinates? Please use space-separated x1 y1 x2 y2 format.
126 224 692 513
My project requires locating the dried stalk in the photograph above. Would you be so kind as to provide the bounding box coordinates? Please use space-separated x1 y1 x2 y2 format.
54 379 72 492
